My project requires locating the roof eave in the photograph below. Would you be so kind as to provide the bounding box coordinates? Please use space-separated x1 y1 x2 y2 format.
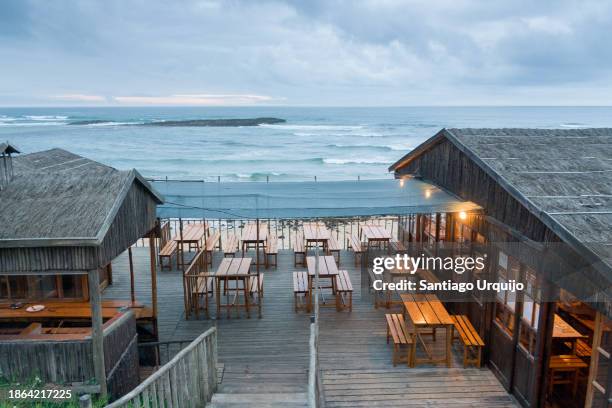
0 237 100 248
388 128 447 172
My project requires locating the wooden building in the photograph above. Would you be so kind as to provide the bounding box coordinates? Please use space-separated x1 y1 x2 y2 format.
0 147 163 398
390 128 612 408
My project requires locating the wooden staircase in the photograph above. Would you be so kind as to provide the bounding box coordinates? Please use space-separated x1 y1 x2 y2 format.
207 363 309 408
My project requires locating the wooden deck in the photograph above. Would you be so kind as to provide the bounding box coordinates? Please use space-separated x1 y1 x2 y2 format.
105 247 518 407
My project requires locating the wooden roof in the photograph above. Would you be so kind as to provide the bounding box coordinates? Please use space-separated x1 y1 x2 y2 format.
0 141 20 154
0 148 163 248
390 128 612 274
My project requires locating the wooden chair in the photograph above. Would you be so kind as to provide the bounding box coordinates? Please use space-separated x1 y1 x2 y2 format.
265 234 278 268
159 240 178 270
328 234 341 266
335 270 353 312
223 235 238 257
451 315 484 367
549 355 588 397
293 271 308 312
291 233 305 267
385 314 414 367
346 233 363 266
191 274 215 319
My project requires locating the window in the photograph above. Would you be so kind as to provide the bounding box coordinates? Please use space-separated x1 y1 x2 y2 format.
495 251 518 335
0 274 86 301
519 266 540 355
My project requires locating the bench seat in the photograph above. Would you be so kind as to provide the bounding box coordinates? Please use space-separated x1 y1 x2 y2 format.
293 271 308 312
335 270 353 312
159 240 178 270
451 314 484 367
205 231 221 266
389 238 406 253
265 235 278 268
249 273 264 298
292 233 305 267
346 233 363 266
385 314 414 367
223 235 238 257
328 234 341 266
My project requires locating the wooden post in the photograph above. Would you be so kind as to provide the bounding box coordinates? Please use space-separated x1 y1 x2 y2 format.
256 218 260 274
128 247 135 304
149 235 158 329
88 269 107 397
585 312 603 407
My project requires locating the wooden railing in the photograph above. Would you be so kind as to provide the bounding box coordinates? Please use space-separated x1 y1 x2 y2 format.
308 252 325 408
105 327 218 408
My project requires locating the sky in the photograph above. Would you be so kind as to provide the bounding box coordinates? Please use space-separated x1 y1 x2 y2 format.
1 0 612 106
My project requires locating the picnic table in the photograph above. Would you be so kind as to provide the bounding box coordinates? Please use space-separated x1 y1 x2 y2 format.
303 222 331 253
553 314 586 354
400 293 454 367
175 223 207 268
215 257 260 318
241 223 268 251
0 300 149 321
306 255 339 310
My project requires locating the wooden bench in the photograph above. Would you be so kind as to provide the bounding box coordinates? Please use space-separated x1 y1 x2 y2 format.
249 273 264 298
335 270 353 312
566 338 592 359
328 235 341 266
223 235 238 257
292 233 305 267
385 314 414 367
389 238 407 253
159 240 178 270
451 315 484 367
205 231 221 266
346 233 363 266
293 271 309 312
265 235 278 268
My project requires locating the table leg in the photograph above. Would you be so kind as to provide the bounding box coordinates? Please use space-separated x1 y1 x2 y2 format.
244 277 250 319
226 277 231 319
216 278 221 319
307 276 313 313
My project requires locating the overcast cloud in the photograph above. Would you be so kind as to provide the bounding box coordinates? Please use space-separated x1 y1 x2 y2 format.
1 0 611 106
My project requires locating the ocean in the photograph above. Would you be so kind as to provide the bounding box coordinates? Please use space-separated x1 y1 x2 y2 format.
1 106 611 181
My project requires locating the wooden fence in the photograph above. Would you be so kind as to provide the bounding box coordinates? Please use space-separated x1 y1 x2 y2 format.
105 327 218 408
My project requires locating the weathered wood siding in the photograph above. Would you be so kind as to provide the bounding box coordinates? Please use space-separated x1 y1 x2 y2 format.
0 312 138 399
0 181 157 273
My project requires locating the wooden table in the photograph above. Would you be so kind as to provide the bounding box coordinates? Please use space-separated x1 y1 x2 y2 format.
0 300 148 321
175 223 207 268
241 223 268 254
548 355 588 396
303 222 331 253
553 314 586 354
215 257 259 318
361 225 392 262
306 255 339 311
400 293 454 367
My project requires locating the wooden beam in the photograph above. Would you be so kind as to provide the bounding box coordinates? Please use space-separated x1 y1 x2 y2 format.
88 269 107 397
585 312 603 407
149 236 158 323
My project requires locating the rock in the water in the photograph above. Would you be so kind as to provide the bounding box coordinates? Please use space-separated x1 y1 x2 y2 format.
147 117 286 127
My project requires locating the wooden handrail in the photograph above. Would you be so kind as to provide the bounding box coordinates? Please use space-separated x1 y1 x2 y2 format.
105 327 217 407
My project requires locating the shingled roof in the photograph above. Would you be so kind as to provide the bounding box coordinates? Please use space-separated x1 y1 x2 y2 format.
390 128 612 274
0 148 163 247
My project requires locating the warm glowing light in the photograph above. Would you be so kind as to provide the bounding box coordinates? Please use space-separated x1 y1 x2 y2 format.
399 179 405 187
459 211 467 220
425 189 431 198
